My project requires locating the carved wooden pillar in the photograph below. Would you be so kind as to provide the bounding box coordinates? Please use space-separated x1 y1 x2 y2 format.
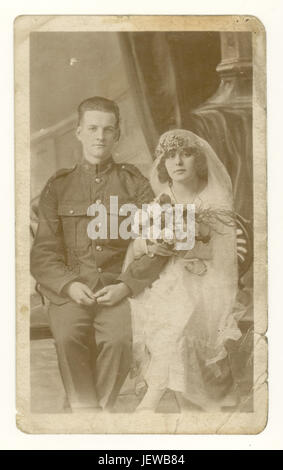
214 32 252 106
190 32 253 221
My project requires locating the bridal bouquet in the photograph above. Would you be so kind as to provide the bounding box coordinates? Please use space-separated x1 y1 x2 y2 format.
143 192 237 276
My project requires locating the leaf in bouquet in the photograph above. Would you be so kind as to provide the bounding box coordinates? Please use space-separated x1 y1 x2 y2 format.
195 208 237 234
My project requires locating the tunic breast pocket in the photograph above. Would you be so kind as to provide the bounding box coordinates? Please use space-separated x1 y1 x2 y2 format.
105 196 138 244
58 203 91 250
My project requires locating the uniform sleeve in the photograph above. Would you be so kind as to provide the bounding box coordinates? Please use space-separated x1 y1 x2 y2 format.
30 179 79 298
117 254 168 297
117 168 168 296
135 172 155 207
122 164 155 207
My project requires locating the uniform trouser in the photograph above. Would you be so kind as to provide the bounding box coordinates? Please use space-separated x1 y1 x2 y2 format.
47 297 132 410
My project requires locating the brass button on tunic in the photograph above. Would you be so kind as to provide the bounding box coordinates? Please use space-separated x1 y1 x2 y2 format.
30 156 168 305
30 155 169 410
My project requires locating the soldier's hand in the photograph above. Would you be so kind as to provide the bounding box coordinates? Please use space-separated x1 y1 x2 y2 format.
64 281 96 306
94 283 131 306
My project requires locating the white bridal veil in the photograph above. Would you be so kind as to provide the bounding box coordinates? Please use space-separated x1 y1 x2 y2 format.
150 130 241 371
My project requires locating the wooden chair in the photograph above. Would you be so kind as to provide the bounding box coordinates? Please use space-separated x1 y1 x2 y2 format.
235 213 253 288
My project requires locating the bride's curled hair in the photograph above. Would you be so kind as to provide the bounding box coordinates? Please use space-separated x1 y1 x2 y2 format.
156 144 208 184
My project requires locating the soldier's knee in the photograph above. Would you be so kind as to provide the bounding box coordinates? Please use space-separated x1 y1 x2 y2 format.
53 324 91 350
104 329 132 352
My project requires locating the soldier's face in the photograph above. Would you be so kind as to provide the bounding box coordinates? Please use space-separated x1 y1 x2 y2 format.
76 110 119 162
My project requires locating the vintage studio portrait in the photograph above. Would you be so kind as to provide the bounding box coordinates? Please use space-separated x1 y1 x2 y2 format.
20 21 266 433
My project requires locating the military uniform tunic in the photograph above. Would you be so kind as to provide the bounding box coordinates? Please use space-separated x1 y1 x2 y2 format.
31 157 167 304
30 157 167 410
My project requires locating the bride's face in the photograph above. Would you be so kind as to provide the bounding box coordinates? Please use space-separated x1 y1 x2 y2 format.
165 147 197 182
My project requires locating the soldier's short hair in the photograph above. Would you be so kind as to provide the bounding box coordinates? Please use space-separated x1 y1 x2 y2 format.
77 96 120 134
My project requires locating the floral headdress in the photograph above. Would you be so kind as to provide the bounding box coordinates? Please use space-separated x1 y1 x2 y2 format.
155 129 204 159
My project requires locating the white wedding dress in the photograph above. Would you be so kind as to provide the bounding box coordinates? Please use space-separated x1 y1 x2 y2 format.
126 130 243 409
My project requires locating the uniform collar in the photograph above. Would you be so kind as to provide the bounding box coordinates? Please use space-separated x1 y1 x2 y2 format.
80 156 114 176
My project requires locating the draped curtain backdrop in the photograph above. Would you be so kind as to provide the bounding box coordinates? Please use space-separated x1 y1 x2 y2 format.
119 32 253 222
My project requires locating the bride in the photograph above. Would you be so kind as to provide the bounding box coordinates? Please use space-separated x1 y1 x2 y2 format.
124 129 242 412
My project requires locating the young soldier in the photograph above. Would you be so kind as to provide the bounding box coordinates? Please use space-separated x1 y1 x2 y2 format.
31 96 167 411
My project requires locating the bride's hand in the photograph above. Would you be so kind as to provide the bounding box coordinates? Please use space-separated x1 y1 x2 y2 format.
147 241 175 257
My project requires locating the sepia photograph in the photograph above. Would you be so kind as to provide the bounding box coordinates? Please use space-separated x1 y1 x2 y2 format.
15 15 267 434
